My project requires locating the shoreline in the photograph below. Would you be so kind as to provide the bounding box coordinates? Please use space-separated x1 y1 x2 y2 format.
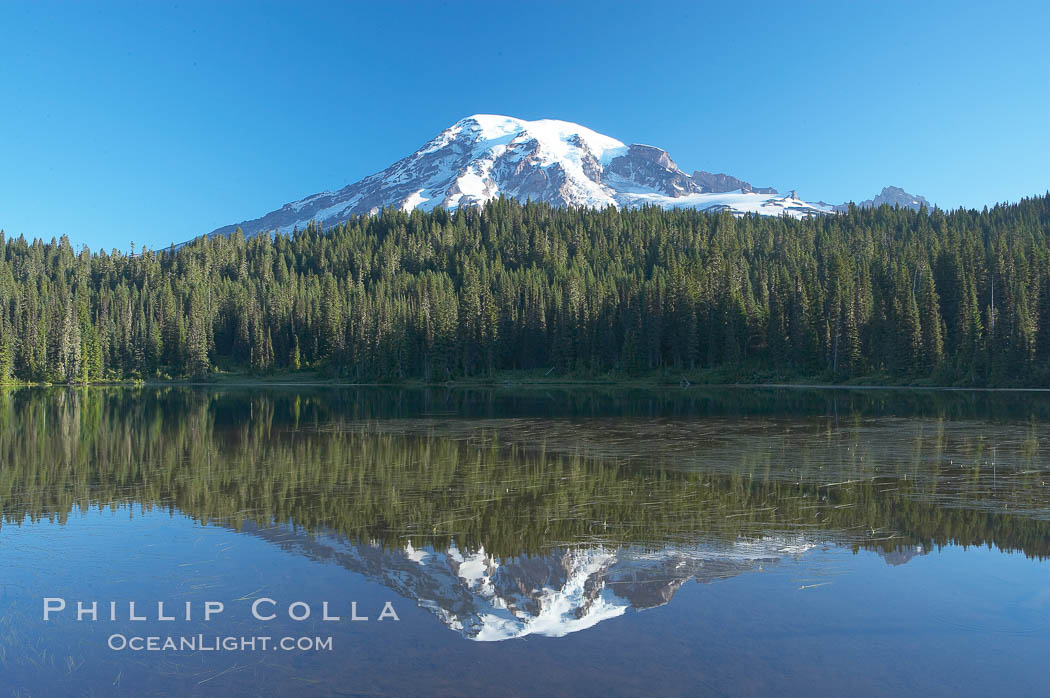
5 375 1050 392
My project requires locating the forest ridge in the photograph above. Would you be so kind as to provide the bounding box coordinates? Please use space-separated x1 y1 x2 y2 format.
1 195 1049 386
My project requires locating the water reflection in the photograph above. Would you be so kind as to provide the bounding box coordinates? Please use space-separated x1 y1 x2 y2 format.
3 386 1050 694
243 522 818 641
2 386 1049 642
2 385 1049 561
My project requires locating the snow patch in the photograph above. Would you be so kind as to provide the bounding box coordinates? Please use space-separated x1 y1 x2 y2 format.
400 189 428 211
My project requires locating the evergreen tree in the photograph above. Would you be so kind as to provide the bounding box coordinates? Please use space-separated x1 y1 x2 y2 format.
0 194 1048 386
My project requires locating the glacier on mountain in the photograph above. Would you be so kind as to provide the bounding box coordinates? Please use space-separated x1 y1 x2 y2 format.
209 115 838 238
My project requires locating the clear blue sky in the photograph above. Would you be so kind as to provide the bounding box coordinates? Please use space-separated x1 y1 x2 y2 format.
2 0 1048 251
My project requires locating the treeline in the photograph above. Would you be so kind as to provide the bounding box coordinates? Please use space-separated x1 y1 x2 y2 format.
1 195 1049 384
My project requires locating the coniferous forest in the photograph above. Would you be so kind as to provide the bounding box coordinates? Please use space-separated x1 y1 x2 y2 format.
1 194 1049 386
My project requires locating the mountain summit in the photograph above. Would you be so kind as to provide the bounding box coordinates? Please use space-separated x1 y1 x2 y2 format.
211 115 835 237
853 186 931 210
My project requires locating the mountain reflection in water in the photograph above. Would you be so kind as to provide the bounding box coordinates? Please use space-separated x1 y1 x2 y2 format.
242 522 819 640
1 385 1049 641
4 385 1050 695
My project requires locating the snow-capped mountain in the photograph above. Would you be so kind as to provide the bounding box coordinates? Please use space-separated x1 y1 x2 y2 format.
210 115 835 237
853 186 931 211
240 522 816 641
691 170 777 195
825 186 930 212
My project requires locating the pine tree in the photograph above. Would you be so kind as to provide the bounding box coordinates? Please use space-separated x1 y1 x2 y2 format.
0 333 12 383
0 193 1049 385
291 335 302 371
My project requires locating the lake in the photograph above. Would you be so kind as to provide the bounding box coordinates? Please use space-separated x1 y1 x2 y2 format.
1 386 1049 696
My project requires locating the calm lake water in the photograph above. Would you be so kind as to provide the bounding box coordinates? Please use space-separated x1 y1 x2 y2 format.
2 386 1050 696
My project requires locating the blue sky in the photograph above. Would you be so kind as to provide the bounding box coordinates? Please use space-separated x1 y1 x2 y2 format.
2 0 1048 251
